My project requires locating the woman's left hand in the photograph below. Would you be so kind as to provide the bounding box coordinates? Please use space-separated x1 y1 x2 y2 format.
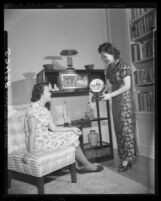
102 93 112 100
72 127 82 136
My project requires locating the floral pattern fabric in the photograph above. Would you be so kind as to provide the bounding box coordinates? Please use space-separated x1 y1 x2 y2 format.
27 101 81 152
106 61 136 161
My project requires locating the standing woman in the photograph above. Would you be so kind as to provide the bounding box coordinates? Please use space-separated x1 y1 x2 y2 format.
98 42 136 172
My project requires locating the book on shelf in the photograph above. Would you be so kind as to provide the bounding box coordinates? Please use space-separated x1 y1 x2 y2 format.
131 43 143 62
131 8 145 20
131 39 154 62
134 70 142 85
138 70 143 84
130 8 153 21
130 9 156 39
143 17 147 33
130 9 135 20
134 69 154 85
153 11 157 30
135 91 140 110
145 39 153 58
141 41 146 59
149 12 156 30
136 91 153 111
147 93 151 111
133 71 138 84
139 19 144 36
130 24 135 39
137 20 144 36
150 91 155 111
148 66 155 84
131 44 136 62
133 9 138 19
135 23 139 38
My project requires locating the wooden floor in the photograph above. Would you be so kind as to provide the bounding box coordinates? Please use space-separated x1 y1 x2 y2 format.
100 150 155 192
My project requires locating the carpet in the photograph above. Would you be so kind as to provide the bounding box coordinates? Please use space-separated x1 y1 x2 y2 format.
8 167 154 194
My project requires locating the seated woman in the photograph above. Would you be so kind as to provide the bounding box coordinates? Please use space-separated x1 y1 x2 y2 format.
23 83 103 173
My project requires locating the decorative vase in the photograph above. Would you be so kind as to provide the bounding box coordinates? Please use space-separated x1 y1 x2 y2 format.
88 130 98 147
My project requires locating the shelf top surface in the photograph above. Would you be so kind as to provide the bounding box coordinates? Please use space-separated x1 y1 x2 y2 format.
41 69 105 73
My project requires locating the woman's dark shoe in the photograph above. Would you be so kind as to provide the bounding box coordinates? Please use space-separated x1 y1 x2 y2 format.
118 161 132 172
77 165 104 174
119 162 123 169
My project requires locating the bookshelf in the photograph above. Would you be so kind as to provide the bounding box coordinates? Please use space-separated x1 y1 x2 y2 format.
127 8 156 159
128 8 156 113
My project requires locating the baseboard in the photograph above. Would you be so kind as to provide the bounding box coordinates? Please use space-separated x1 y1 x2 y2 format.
113 146 155 160
136 145 155 159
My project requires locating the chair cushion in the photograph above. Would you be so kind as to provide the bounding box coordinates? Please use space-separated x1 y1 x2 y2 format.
8 104 29 154
8 104 76 178
8 146 76 177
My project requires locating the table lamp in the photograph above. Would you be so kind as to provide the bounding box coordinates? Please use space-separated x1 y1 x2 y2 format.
60 49 78 70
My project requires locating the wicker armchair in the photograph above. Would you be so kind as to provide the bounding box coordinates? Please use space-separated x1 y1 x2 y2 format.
8 104 77 194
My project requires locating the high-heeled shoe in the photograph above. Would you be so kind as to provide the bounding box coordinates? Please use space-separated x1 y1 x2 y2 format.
77 165 104 174
119 163 123 169
118 161 132 172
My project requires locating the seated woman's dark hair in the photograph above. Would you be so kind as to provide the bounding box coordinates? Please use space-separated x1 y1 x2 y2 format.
31 83 49 102
98 42 120 60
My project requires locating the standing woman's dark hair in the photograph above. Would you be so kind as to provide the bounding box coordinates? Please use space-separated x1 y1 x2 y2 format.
31 83 49 102
98 42 120 60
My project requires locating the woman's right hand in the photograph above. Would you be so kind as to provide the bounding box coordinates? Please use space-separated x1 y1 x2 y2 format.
63 126 82 136
71 127 82 136
22 153 28 164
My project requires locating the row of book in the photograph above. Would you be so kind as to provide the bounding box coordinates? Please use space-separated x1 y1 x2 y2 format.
136 91 154 111
130 8 150 20
131 40 154 62
130 12 156 39
134 69 154 85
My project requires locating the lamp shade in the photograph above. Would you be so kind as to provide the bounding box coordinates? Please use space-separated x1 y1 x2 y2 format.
60 49 78 56
44 56 62 60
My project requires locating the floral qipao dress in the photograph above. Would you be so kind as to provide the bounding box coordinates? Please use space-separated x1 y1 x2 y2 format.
106 61 136 161
27 101 81 152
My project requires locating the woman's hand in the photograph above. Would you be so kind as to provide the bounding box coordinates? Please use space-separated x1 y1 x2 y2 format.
102 93 112 100
55 126 82 136
64 126 82 136
71 127 82 136
22 152 32 164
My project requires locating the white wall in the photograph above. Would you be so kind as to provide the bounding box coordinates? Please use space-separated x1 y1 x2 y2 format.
4 9 108 82
136 112 155 159
106 9 131 64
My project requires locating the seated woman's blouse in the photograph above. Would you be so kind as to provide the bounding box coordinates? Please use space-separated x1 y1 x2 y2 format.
27 101 80 151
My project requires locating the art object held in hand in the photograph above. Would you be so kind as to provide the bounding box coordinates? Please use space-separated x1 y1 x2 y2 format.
89 78 105 102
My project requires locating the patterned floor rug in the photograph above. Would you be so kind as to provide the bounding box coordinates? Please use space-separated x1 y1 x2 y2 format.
8 167 154 194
